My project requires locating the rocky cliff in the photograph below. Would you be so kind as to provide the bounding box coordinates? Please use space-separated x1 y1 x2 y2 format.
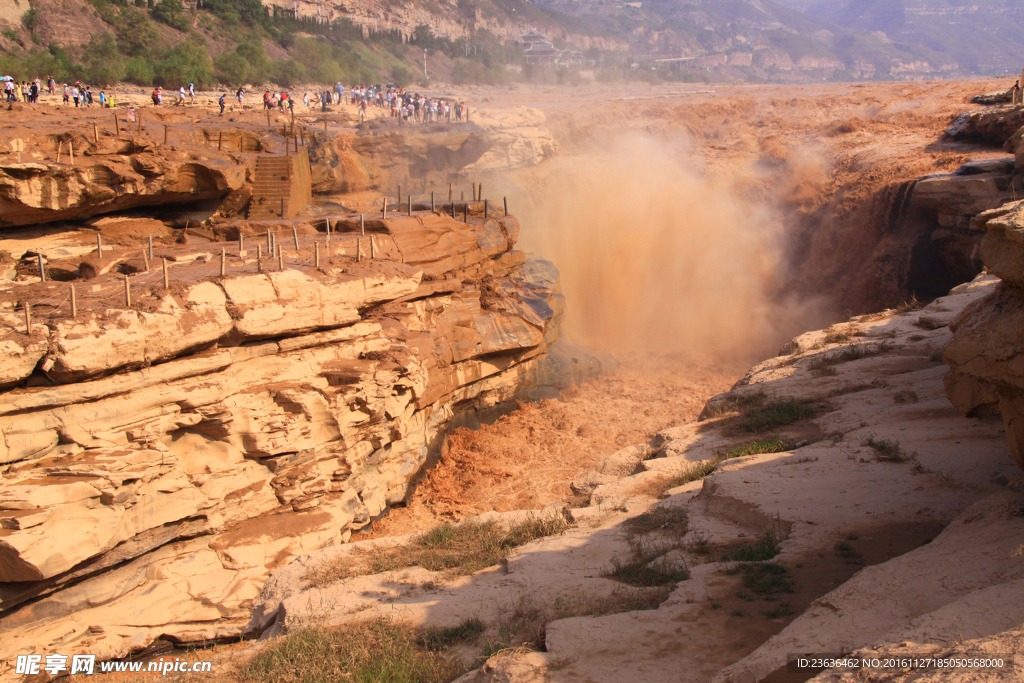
945 199 1024 471
0 205 605 677
0 106 557 228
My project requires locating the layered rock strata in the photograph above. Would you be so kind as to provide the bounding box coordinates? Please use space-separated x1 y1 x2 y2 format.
0 207 596 676
945 199 1024 470
0 157 246 228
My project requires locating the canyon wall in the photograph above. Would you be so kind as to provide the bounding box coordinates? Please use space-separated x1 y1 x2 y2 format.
945 198 1024 471
0 206 604 678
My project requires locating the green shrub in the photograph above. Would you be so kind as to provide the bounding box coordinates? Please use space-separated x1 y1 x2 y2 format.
214 51 249 86
291 37 345 82
721 530 782 563
741 562 793 598
124 55 156 84
21 8 39 30
718 439 793 460
391 64 413 87
115 8 158 56
155 39 213 88
235 40 268 83
606 539 690 587
268 58 305 86
81 33 126 85
416 617 485 651
151 0 190 31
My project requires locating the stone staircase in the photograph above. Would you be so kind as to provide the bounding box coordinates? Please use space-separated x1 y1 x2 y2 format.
247 147 313 220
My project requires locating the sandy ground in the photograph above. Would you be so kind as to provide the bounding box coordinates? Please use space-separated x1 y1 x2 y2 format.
367 354 740 537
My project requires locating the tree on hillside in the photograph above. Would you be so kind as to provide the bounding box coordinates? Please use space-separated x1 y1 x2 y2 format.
156 39 213 87
151 0 190 32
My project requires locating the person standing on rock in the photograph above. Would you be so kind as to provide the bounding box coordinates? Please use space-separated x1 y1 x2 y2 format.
188 83 196 105
236 86 244 104
1015 80 1023 107
219 93 226 115
71 84 80 107
47 75 55 95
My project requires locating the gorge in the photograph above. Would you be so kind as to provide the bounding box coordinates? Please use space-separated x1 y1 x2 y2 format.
1 78 1024 683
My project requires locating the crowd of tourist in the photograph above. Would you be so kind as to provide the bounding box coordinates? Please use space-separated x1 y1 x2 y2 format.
4 76 119 107
262 83 468 124
4 75 469 125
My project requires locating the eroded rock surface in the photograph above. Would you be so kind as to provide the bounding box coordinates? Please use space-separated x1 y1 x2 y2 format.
0 207 603 677
250 275 1021 683
946 199 1024 470
945 106 1024 145
0 158 245 228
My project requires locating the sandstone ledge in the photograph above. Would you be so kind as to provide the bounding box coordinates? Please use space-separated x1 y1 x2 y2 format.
0 207 599 678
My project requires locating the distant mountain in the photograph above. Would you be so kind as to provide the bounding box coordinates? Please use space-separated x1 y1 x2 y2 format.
532 0 1023 79
772 0 1024 73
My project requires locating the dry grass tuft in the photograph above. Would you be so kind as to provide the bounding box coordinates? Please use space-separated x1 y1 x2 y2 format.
241 619 468 683
306 515 572 587
607 538 691 587
807 342 894 377
623 505 689 538
863 436 914 463
737 397 818 433
653 438 795 497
